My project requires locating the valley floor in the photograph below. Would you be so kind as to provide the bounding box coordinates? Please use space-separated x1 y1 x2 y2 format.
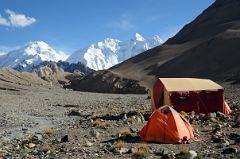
0 83 239 158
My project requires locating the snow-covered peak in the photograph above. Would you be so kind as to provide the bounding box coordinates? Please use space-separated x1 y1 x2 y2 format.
23 41 49 56
22 41 67 58
28 41 50 47
134 33 145 41
103 38 120 44
152 35 163 43
67 33 163 70
0 41 68 71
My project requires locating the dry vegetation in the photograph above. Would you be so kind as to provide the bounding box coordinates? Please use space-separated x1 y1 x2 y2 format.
132 144 150 159
94 118 111 129
113 140 128 149
118 127 133 137
44 128 55 135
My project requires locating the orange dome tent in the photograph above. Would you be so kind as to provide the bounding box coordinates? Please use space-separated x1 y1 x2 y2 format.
140 106 194 144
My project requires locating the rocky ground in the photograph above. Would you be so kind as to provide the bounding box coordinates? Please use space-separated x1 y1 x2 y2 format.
0 83 239 159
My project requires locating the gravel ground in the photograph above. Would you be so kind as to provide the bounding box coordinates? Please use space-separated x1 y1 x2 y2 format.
0 83 239 159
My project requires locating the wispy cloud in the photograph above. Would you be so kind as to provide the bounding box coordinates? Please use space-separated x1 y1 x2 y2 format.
0 9 36 28
0 14 10 26
106 14 135 31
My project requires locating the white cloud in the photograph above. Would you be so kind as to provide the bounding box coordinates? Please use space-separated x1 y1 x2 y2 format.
0 14 10 26
0 9 36 28
5 9 36 28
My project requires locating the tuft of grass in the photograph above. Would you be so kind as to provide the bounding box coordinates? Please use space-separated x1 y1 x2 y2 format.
94 119 111 129
44 128 55 135
118 128 133 137
113 140 128 149
132 144 150 159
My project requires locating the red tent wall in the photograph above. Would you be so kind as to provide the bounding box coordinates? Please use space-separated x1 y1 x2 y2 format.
153 80 164 109
169 90 224 114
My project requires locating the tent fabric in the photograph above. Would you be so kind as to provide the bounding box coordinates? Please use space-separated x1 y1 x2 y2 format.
169 90 224 114
163 87 172 106
140 106 194 144
151 78 231 114
159 78 222 92
152 80 164 109
224 101 232 114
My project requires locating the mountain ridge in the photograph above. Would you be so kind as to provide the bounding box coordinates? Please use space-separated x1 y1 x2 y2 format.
0 33 162 72
67 33 163 70
0 41 68 72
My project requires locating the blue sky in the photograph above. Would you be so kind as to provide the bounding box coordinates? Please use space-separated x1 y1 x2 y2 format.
0 0 214 54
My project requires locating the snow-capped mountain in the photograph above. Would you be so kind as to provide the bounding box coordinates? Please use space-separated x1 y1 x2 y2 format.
0 41 68 71
67 33 163 70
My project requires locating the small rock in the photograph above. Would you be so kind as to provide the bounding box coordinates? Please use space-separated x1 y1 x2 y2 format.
229 133 240 143
136 116 142 123
212 127 221 133
222 140 230 147
185 150 198 159
22 128 28 131
42 144 51 153
122 114 128 120
210 117 217 122
222 147 238 154
32 134 43 142
130 127 138 133
199 113 206 121
15 145 20 151
208 112 216 118
212 134 225 143
89 129 100 138
136 112 145 122
161 151 175 159
86 141 94 147
154 149 169 156
68 110 81 116
60 135 69 143
114 147 129 154
28 143 36 149
216 111 225 118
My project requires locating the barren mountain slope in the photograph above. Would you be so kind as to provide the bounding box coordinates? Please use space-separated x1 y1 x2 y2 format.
73 0 240 93
0 68 49 91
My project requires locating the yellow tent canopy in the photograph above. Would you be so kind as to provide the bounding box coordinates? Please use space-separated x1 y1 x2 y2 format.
159 78 223 92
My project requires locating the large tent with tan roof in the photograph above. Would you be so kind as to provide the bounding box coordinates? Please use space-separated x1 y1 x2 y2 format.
150 78 231 114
